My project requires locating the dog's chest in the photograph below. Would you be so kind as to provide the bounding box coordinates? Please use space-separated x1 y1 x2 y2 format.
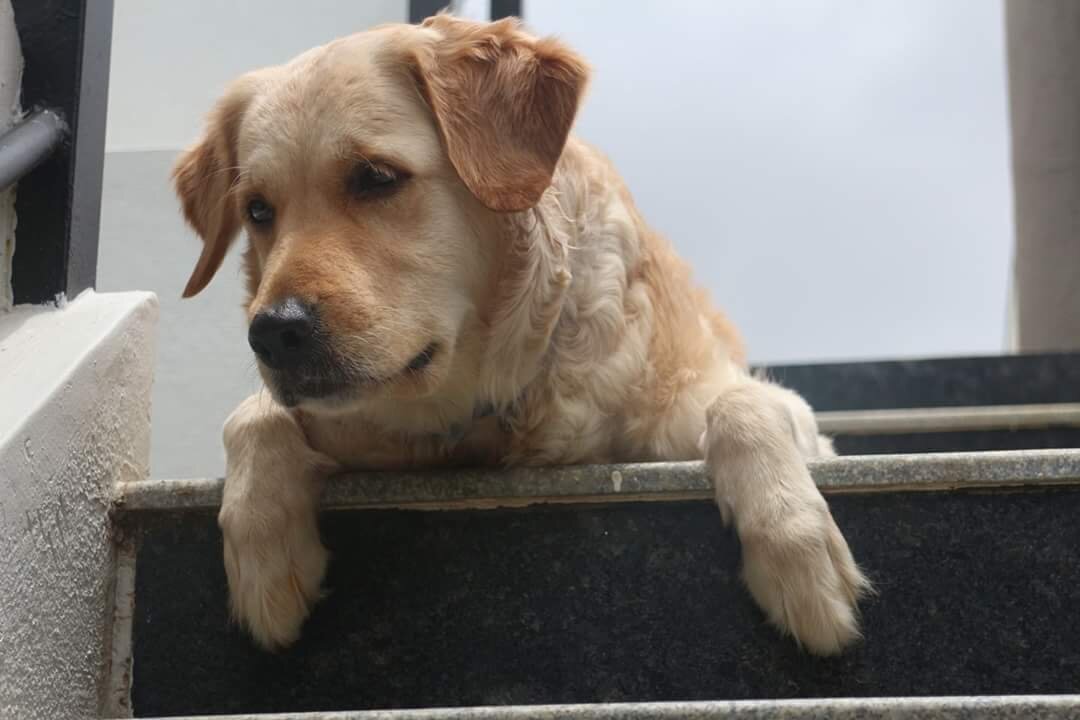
297 411 515 471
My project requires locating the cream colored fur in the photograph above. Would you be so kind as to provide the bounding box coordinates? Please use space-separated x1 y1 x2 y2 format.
174 16 870 656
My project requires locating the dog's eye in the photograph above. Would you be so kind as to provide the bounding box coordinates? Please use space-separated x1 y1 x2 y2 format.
246 197 275 226
348 162 400 197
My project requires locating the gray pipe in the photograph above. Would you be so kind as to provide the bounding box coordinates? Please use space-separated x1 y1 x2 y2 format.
0 108 67 191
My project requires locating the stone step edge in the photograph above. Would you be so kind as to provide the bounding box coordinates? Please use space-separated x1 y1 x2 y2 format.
816 401 1080 435
113 448 1080 514
126 694 1080 720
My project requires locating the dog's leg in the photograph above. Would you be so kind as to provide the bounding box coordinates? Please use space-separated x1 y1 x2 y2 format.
218 390 337 650
701 377 871 655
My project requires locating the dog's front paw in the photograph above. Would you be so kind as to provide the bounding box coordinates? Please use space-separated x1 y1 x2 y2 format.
704 380 871 654
219 500 329 650
738 487 871 655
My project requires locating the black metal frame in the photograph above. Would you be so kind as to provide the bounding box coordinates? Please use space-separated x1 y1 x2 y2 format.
409 0 449 24
409 0 522 24
9 0 112 305
490 0 523 20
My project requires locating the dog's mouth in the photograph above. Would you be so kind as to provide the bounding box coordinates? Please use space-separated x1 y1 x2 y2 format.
271 341 441 408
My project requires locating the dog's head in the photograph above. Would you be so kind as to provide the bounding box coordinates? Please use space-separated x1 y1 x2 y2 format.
173 16 587 416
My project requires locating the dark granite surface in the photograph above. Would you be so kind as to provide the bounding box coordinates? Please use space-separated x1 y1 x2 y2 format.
130 489 1080 717
834 428 1080 455
764 353 1080 411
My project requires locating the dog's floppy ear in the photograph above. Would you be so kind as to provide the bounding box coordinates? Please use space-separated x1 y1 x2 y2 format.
172 74 262 298
411 15 589 212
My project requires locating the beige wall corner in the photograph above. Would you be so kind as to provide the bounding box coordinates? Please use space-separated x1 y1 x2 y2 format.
0 290 158 719
1006 0 1080 352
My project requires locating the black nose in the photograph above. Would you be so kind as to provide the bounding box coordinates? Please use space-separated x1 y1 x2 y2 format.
248 298 317 370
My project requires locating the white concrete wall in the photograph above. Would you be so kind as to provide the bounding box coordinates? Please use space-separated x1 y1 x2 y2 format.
99 1 1012 477
0 7 159 715
100 1 407 479
0 290 157 719
99 150 261 480
106 0 407 152
0 0 22 312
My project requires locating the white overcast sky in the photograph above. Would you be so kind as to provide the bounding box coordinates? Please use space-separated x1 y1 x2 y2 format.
526 1 1013 364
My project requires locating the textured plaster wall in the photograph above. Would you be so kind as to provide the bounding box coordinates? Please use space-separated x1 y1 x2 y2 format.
0 290 158 718
0 0 22 312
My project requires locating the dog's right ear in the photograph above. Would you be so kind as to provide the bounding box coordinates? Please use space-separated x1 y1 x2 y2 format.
410 15 589 213
172 74 262 298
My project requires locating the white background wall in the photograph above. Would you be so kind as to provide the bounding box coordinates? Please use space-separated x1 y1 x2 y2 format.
106 0 408 151
526 0 1012 364
99 1 408 478
98 0 1013 477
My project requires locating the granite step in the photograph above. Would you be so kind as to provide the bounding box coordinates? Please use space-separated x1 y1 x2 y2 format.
109 450 1080 718
135 695 1080 720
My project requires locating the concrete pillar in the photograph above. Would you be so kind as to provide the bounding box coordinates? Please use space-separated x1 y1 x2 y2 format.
1006 1 1080 351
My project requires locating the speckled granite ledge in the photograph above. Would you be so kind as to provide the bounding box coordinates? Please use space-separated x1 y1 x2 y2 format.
113 449 1080 513
135 694 1080 720
815 403 1080 435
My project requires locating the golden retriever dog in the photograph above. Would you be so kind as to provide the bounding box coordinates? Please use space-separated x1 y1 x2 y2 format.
173 14 869 656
